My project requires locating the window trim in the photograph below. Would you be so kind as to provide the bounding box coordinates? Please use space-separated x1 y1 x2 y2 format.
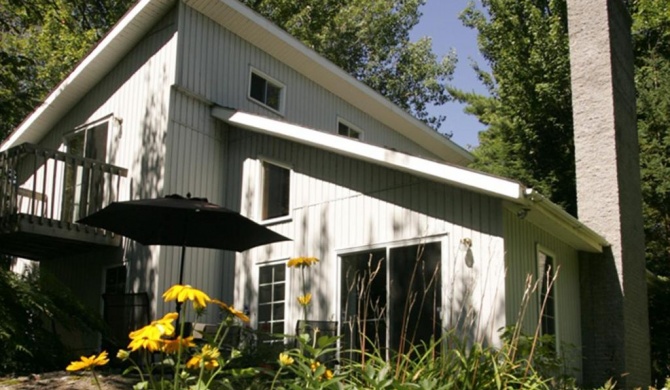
257 157 293 225
536 244 559 350
336 117 363 140
248 67 286 115
255 258 290 340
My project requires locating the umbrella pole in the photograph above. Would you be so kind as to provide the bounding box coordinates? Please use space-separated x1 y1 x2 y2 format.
175 246 186 323
179 245 186 285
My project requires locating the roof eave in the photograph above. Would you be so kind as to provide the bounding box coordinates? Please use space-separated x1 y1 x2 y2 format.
214 107 608 254
185 0 473 165
0 0 176 152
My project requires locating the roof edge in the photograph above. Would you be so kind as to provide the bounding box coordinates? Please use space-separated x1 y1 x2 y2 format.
1 0 176 152
213 106 522 201
187 0 473 165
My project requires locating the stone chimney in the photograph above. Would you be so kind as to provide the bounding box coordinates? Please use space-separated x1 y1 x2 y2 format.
566 0 650 387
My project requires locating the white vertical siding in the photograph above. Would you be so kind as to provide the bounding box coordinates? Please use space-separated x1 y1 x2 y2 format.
176 5 443 160
154 89 235 323
228 129 507 345
503 208 582 376
22 8 179 319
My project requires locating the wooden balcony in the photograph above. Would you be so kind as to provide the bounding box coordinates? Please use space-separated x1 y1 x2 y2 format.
0 143 128 260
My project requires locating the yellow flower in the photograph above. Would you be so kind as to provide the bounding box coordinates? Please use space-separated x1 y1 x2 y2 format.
127 312 178 352
211 299 250 323
186 345 220 370
297 293 312 306
162 336 195 354
116 349 130 361
162 285 211 310
128 334 163 352
66 351 109 372
287 257 319 268
278 352 294 366
324 369 334 380
310 360 321 372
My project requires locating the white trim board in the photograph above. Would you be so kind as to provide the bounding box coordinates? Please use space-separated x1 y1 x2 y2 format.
213 107 609 253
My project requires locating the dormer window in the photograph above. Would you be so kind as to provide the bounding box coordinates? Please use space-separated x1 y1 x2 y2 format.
337 119 362 140
249 68 284 114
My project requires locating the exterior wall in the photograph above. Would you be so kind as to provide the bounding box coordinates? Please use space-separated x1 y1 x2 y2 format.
175 4 441 160
19 8 179 318
227 127 507 346
503 208 582 377
154 89 236 322
41 247 124 354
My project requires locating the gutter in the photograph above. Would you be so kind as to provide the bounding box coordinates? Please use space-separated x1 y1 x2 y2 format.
523 189 610 252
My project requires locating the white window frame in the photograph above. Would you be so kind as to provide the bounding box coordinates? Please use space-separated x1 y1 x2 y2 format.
248 67 286 115
336 117 363 140
536 244 559 350
257 157 292 225
255 258 290 340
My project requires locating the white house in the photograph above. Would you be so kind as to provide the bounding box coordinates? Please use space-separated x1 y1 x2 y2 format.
0 0 635 383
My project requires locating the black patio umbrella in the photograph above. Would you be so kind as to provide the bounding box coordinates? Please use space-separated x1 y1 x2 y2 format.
78 194 291 285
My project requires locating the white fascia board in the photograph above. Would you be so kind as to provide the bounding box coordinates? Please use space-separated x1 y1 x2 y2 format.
0 0 175 152
186 0 472 165
212 107 523 201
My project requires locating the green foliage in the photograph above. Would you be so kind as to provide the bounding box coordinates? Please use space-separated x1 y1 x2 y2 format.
0 266 106 374
631 0 670 383
0 0 135 141
241 0 456 130
455 0 576 215
460 0 670 381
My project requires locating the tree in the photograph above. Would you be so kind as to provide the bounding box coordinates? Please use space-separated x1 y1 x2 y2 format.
458 0 670 381
0 0 456 143
454 0 576 215
0 0 136 142
631 0 670 381
242 0 456 130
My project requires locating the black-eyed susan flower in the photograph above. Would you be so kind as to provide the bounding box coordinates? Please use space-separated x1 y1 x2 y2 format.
163 285 211 310
186 344 220 370
211 299 250 323
116 349 130 361
66 351 109 372
287 257 319 268
127 312 178 352
278 352 294 366
162 336 195 354
297 293 312 306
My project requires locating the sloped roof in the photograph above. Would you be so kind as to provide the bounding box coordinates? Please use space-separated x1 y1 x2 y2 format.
1 0 472 166
212 107 609 253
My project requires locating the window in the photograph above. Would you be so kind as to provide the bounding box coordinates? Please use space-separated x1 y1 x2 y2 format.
261 161 290 220
340 241 442 359
337 120 361 140
538 249 557 337
249 69 284 113
258 263 286 342
104 265 127 294
63 118 111 221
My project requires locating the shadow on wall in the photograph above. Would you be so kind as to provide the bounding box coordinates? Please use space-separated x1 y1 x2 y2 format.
221 127 507 343
124 77 167 316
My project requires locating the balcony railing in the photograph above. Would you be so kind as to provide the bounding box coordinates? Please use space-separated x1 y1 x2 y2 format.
0 143 128 259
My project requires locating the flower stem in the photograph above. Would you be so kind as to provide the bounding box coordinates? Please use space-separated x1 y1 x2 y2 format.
91 370 101 390
173 304 186 390
270 366 283 390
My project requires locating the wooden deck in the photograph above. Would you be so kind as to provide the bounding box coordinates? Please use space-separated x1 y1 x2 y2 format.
0 143 127 260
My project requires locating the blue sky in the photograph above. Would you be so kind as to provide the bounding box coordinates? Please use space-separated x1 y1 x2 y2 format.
410 0 488 150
